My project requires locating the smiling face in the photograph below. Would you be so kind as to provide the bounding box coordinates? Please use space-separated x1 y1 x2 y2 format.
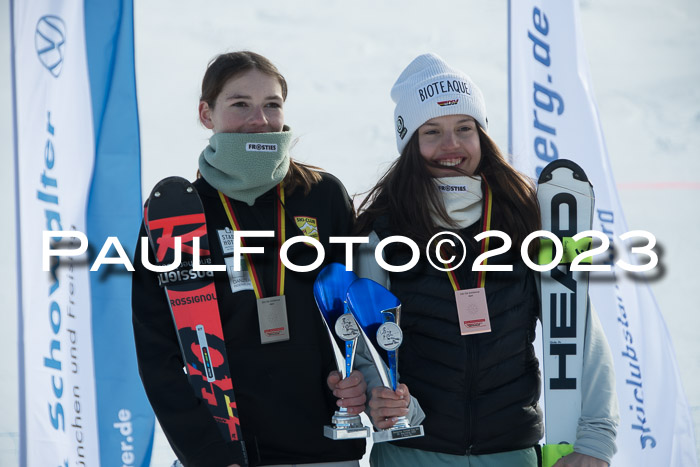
198 68 285 134
417 114 482 177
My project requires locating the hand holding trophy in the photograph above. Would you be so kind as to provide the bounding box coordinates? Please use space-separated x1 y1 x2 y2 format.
313 263 371 440
346 278 424 443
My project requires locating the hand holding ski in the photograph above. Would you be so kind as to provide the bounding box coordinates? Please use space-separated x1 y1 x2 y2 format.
552 451 609 467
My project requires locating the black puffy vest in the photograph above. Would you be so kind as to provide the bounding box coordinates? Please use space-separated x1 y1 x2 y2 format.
374 218 544 455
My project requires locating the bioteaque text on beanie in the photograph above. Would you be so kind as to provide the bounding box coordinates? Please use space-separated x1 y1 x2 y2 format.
391 53 488 154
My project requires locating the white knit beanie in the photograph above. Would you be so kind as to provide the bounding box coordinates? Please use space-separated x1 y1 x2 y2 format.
391 53 488 154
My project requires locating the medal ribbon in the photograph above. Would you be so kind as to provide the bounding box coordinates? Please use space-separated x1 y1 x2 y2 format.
219 182 286 299
444 177 493 291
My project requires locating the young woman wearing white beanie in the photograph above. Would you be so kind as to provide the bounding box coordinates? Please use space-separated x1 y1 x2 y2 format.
354 53 618 467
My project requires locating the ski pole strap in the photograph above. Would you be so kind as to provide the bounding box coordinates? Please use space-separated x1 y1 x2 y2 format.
444 178 493 290
219 182 286 299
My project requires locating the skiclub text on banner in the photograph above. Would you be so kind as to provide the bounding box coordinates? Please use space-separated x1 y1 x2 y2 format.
11 0 154 466
508 0 697 465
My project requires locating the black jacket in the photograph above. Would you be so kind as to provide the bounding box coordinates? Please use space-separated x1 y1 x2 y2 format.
374 217 543 456
132 174 365 466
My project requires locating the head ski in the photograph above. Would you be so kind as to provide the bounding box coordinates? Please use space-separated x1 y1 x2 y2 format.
537 160 594 467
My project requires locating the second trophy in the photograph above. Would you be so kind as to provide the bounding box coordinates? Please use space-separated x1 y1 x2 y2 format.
346 278 424 443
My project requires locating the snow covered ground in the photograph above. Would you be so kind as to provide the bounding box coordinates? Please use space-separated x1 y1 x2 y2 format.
1 0 698 465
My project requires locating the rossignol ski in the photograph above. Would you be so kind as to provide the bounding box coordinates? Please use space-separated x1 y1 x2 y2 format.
145 176 248 466
536 160 594 467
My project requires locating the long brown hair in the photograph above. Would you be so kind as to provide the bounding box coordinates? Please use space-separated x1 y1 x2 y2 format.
199 51 322 195
355 124 540 252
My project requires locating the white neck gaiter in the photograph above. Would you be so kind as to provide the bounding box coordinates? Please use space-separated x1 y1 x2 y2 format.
432 175 483 229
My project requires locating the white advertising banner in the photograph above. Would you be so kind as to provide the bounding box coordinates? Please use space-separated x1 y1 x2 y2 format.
508 1 698 466
14 2 99 465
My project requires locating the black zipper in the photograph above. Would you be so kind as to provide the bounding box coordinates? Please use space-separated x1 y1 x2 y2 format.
457 249 479 456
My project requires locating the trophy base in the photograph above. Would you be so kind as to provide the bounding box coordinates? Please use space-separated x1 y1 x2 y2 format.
324 412 370 440
373 424 424 443
324 425 371 440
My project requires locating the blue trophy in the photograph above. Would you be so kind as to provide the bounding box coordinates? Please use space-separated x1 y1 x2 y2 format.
313 263 370 440
346 278 424 443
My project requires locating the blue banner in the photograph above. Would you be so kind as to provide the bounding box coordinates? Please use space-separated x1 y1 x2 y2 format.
84 0 154 465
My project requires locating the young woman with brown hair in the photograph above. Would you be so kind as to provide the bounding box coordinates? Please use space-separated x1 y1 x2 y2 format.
354 53 618 467
132 51 367 467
